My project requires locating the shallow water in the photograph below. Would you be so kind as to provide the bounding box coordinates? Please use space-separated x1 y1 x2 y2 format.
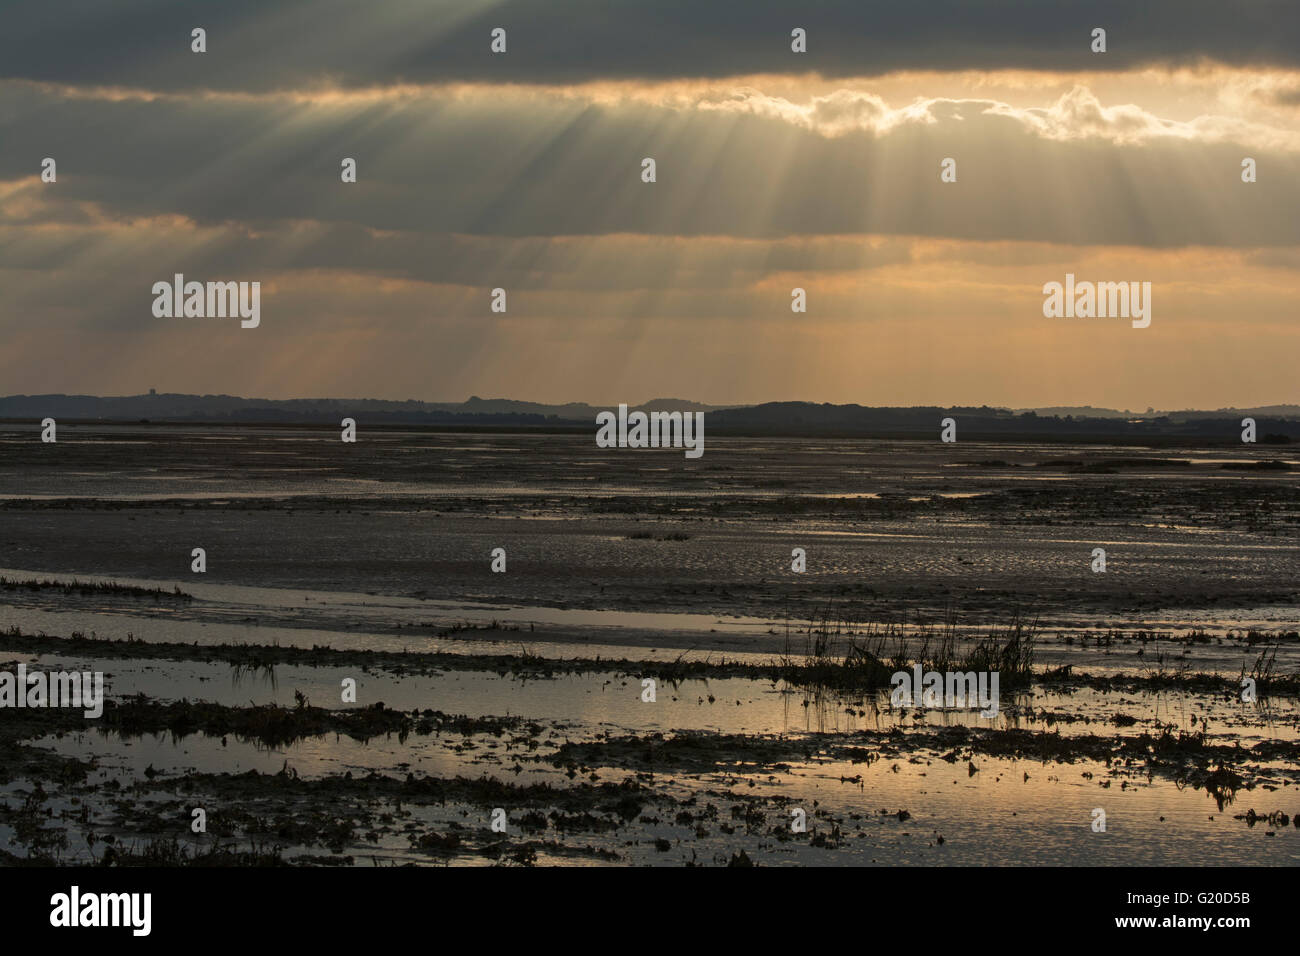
23 693 1300 866
2 426 1298 866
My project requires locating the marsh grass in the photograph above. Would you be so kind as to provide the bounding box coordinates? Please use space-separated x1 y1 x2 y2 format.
0 575 192 601
96 836 287 867
775 606 1037 691
1242 643 1297 698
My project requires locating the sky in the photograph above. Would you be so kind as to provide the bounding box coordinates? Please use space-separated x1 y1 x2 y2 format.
1 0 1298 409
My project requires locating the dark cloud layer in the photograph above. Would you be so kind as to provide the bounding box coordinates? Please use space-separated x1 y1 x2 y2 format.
1 84 1295 248
2 1 1298 91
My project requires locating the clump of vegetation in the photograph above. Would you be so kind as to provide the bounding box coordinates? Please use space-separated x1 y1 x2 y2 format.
1241 643 1300 698
436 620 520 636
1220 460 1289 471
4 783 70 863
100 695 414 748
96 837 286 867
0 576 192 601
774 607 1036 691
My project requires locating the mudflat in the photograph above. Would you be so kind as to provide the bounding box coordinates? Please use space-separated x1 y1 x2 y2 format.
1 423 1297 865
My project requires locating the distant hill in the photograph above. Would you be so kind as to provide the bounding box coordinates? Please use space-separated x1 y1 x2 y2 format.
1017 406 1130 418
432 395 723 418
1 394 1296 438
0 393 736 425
1015 405 1300 420
705 402 1300 438
1159 405 1300 421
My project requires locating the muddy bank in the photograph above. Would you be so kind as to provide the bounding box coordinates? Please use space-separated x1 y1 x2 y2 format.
4 626 1297 696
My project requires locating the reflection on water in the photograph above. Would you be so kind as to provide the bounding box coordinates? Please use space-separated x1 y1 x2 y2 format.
3 428 1298 865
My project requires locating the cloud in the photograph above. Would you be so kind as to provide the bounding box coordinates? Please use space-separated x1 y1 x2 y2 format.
2 7 1297 408
4 1 1300 91
0 196 916 298
1270 85 1300 106
2 238 1297 409
697 85 1300 150
3 80 1297 248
